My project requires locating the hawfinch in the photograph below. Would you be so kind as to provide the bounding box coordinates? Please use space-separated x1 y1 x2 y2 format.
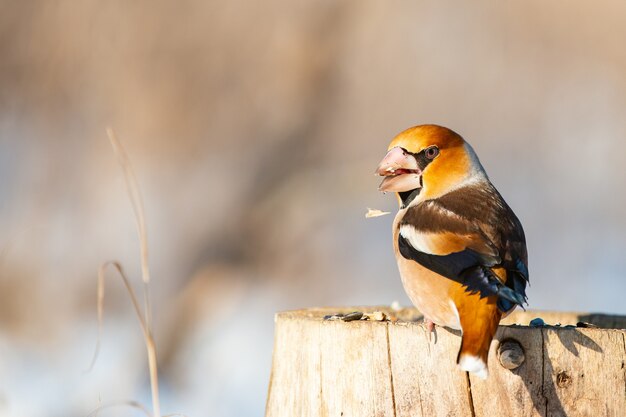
376 125 528 379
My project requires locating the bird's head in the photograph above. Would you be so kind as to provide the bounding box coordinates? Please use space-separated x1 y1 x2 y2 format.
376 124 486 207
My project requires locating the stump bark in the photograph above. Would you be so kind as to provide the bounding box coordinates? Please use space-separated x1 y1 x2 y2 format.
265 307 626 417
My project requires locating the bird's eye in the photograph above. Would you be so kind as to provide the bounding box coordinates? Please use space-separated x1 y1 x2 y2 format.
425 146 439 159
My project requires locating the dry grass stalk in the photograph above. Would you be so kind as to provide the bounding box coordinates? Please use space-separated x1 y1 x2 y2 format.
106 127 153 326
85 261 147 372
87 129 162 417
107 128 161 417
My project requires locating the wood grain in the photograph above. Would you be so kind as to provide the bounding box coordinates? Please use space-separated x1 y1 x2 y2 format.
266 308 626 417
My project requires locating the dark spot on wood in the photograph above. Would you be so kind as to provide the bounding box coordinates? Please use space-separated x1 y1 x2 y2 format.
556 371 572 388
497 339 525 370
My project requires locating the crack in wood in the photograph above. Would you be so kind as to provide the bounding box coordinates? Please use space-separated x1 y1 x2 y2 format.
622 332 626 402
465 372 476 417
385 323 398 417
540 329 548 417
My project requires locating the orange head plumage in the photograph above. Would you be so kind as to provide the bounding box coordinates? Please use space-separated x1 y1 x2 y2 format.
376 124 486 206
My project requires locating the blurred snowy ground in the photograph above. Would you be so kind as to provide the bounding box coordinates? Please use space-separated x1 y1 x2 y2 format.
0 1 625 416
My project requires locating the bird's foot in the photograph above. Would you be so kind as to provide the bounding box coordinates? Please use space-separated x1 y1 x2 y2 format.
424 317 437 344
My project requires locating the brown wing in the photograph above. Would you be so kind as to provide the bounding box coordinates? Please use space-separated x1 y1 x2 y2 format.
435 181 529 279
398 180 528 311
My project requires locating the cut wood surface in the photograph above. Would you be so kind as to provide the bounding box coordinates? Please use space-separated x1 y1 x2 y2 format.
265 307 626 417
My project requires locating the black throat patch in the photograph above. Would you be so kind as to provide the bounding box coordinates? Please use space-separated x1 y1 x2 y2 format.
399 187 421 208
397 147 433 208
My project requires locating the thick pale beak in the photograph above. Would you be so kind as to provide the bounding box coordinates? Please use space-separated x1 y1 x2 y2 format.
376 146 422 192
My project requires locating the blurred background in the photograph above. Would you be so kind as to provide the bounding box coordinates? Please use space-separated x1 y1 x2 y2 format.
1 1 625 416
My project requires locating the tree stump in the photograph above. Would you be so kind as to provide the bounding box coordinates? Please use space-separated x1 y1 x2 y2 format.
265 307 626 417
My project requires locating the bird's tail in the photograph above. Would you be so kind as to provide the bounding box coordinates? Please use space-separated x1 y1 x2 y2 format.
456 298 502 379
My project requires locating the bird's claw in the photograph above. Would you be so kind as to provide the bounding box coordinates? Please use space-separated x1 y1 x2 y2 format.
424 317 437 344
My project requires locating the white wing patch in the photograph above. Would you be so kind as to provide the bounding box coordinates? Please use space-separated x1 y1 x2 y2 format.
399 224 439 254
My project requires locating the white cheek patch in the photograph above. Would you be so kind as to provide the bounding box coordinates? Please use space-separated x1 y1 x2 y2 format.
399 224 438 254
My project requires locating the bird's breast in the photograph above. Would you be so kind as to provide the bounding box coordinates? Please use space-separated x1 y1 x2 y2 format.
393 212 463 330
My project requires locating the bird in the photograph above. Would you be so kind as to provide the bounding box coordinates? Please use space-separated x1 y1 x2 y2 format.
375 124 528 379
